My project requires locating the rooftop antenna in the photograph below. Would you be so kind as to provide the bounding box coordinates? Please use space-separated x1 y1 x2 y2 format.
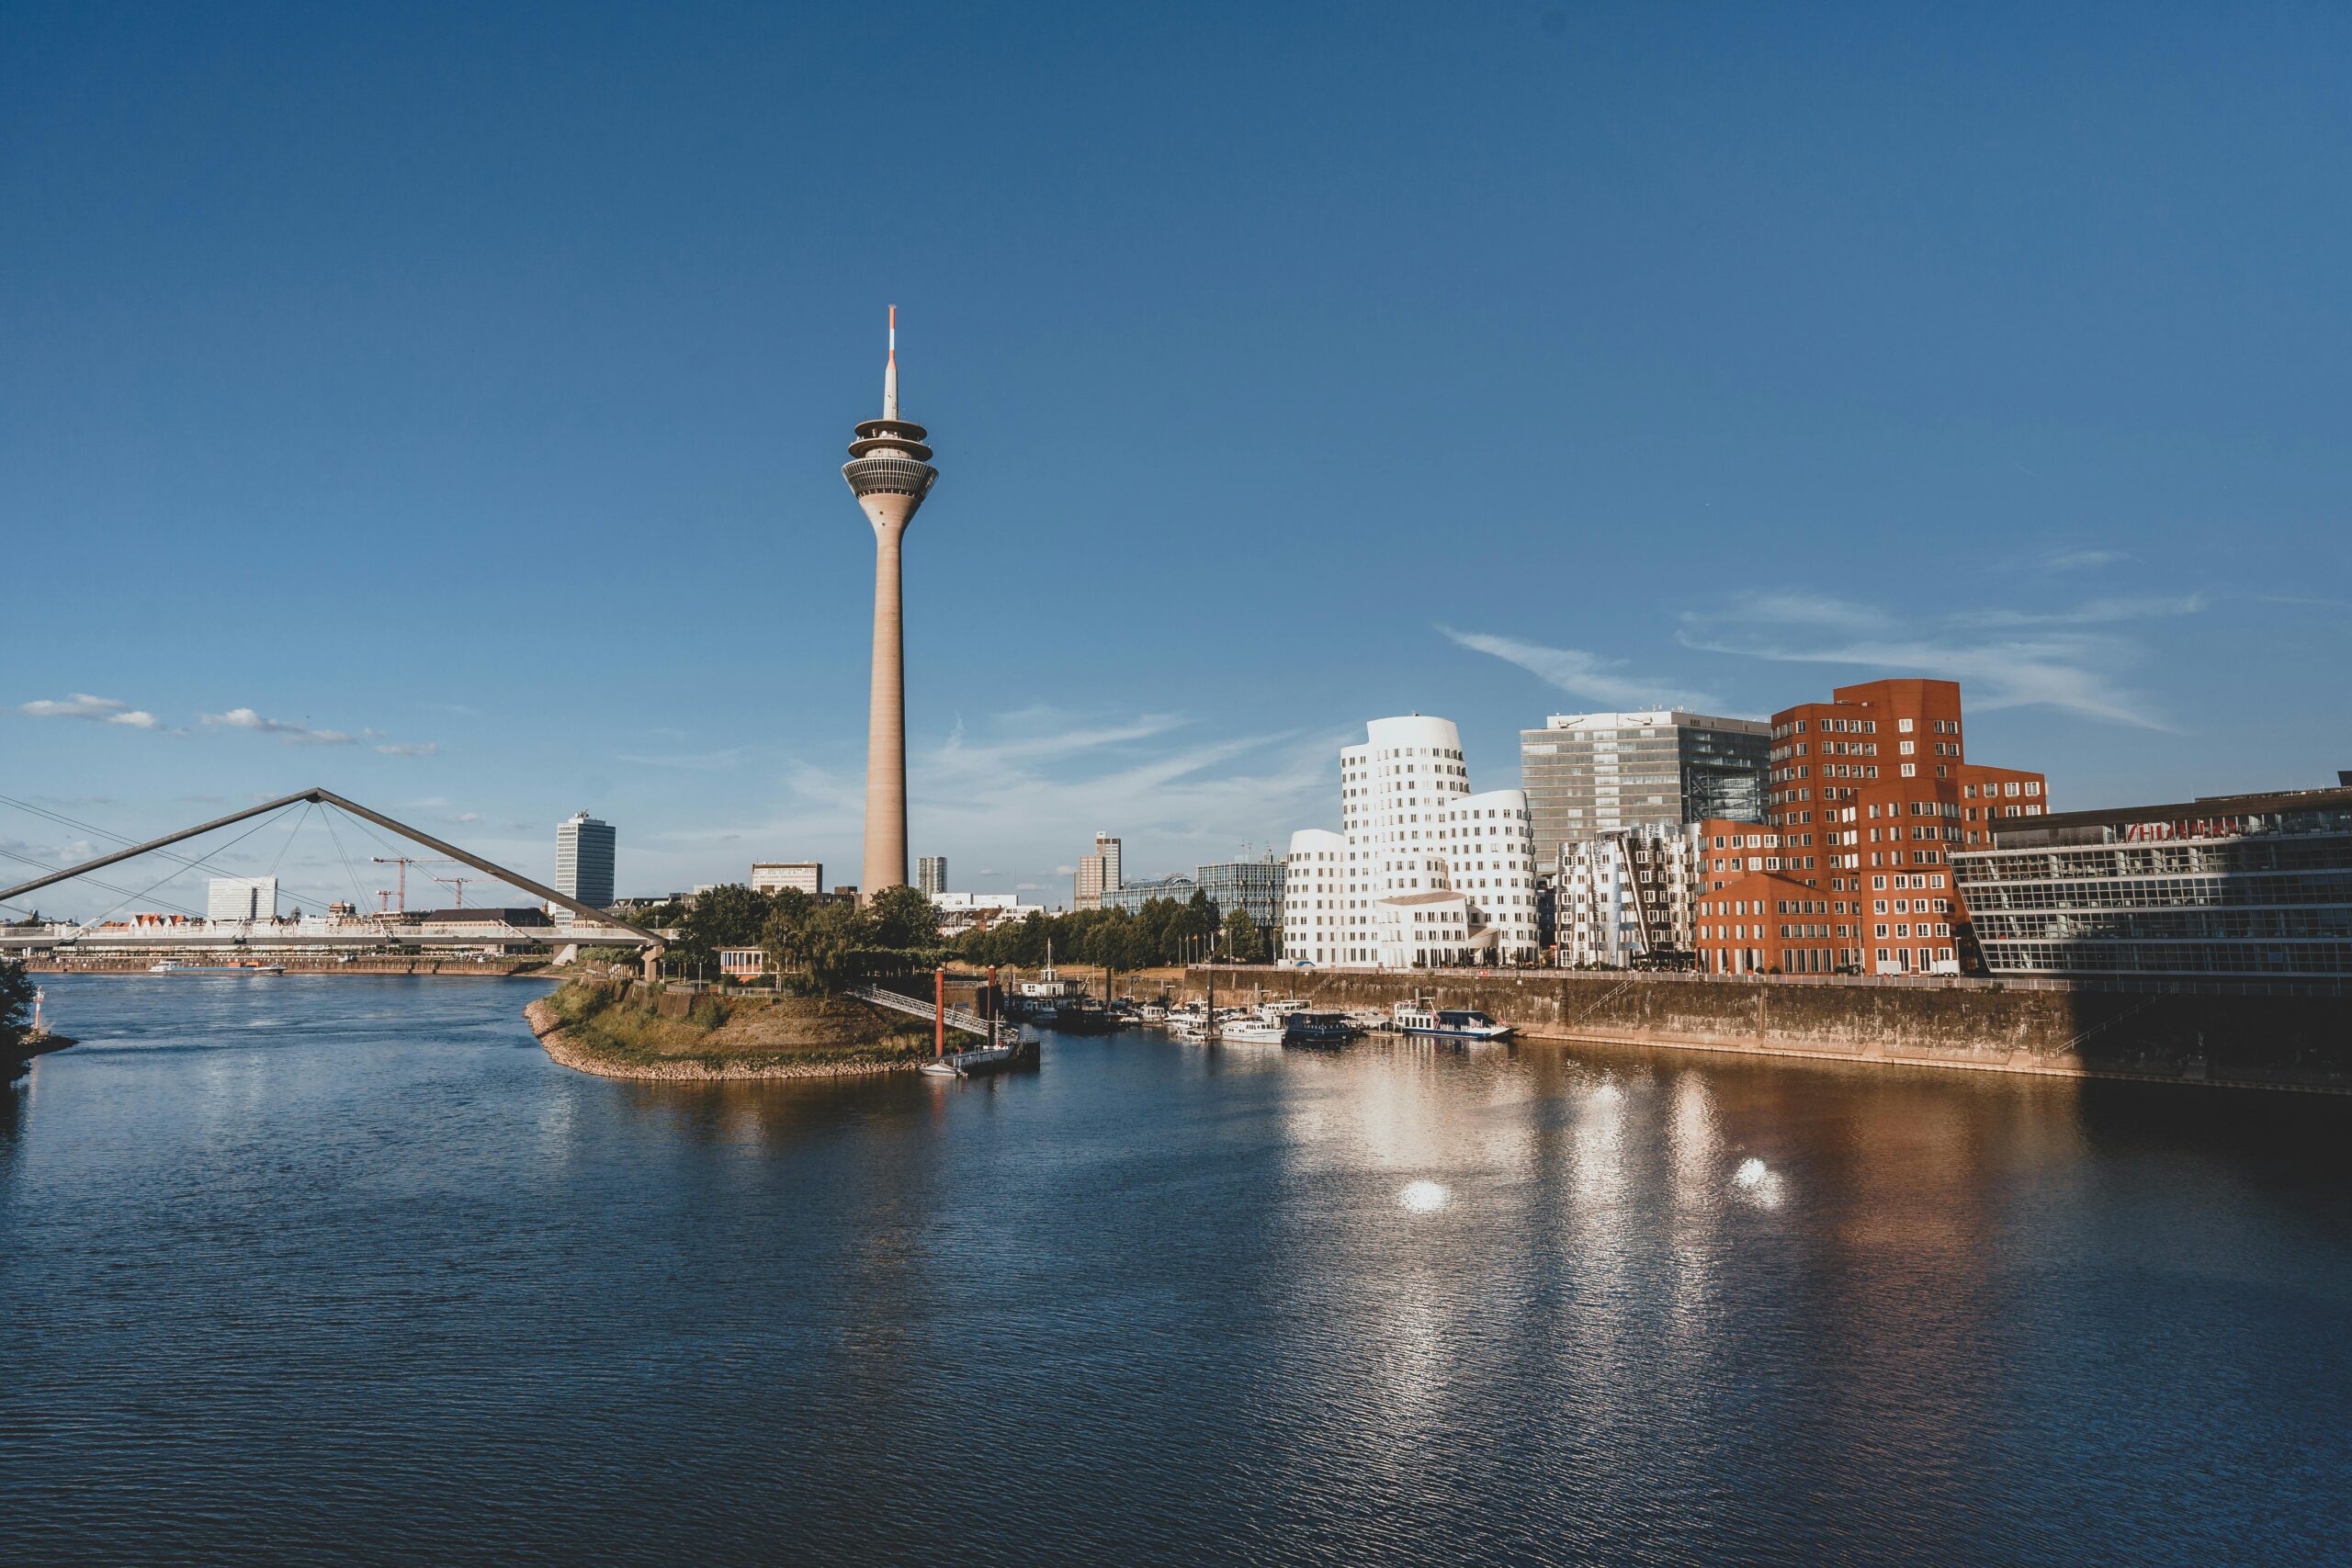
883 304 899 420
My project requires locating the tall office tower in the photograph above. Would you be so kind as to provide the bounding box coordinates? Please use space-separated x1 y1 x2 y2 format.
1519 709 1770 866
1281 715 1540 968
842 306 938 897
206 875 278 923
556 812 616 909
1073 832 1122 910
917 856 947 896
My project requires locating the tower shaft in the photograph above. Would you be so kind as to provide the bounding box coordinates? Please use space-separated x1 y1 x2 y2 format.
861 516 909 892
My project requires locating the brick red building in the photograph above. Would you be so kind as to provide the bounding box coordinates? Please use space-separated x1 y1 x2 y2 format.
1691 679 2047 976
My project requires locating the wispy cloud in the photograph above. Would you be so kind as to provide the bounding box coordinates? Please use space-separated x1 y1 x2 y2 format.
1947 594 2205 629
653 707 1337 897
1677 590 2201 729
200 705 435 754
2041 547 2131 571
18 693 161 729
202 706 357 745
1437 626 1721 710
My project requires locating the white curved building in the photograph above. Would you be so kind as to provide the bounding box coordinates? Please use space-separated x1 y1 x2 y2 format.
1283 715 1539 967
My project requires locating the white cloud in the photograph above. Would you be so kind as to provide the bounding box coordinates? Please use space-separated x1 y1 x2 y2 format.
19 693 160 728
1675 589 2201 729
376 741 438 757
202 706 358 744
1436 626 1722 710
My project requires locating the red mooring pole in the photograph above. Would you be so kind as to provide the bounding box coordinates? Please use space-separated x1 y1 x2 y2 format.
934 966 946 1056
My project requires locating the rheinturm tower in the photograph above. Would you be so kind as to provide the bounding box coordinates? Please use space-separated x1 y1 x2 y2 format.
842 307 937 895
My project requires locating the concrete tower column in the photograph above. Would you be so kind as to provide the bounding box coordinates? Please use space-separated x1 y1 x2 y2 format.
842 307 937 897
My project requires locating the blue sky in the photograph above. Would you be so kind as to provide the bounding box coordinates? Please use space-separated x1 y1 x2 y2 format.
6 1 2348 917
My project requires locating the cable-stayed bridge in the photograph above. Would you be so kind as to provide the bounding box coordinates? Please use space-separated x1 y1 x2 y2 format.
0 789 664 975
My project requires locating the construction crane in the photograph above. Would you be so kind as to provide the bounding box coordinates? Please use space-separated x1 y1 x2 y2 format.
371 855 455 915
430 873 473 908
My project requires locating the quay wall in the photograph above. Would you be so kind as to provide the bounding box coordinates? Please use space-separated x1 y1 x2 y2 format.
1181 967 2352 1094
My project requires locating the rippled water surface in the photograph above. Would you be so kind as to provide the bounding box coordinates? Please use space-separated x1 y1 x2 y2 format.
3 976 2348 1565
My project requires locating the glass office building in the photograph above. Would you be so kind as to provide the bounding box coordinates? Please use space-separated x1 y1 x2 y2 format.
1520 710 1770 869
1194 855 1287 931
1954 785 2352 980
1099 874 1197 916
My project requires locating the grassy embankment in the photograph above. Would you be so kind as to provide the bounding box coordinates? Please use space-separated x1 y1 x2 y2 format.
531 979 935 1078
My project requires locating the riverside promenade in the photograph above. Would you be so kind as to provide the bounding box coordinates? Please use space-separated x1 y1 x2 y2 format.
1184 965 2352 1094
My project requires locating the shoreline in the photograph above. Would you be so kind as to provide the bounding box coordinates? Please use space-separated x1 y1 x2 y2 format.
522 997 925 1082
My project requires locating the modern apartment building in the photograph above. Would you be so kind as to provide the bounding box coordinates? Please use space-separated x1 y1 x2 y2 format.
1282 714 1540 967
206 876 278 924
1073 832 1122 910
1690 679 2046 975
1520 710 1770 867
555 812 616 910
1551 824 1702 968
1955 784 2352 981
917 856 947 896
750 862 823 897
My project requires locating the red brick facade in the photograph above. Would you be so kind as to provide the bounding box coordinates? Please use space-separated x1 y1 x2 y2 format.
1690 679 2046 976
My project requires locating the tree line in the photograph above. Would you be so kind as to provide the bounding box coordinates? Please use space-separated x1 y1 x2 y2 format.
948 893 1266 971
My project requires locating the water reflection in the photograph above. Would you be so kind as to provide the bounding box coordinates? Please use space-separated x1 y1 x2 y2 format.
3 979 2348 1566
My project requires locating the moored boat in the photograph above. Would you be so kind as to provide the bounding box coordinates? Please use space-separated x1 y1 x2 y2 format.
1281 1010 1357 1048
148 959 287 975
1391 1002 1513 1042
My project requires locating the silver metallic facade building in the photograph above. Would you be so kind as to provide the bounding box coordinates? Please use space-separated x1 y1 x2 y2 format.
1954 785 2352 980
917 856 947 896
1195 854 1287 933
1099 874 1197 916
1549 824 1702 968
1520 709 1770 867
556 812 616 910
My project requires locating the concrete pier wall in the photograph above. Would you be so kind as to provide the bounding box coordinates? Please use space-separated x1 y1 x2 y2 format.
1182 966 2352 1093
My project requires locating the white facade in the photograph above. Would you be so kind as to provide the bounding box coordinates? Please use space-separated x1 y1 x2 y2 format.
1283 715 1540 968
1551 823 1702 968
751 862 822 896
206 876 277 924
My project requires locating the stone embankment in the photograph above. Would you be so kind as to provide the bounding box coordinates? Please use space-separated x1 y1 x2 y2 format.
1183 967 2352 1094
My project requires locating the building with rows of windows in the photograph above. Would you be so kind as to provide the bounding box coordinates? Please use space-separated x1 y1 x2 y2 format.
1550 822 1702 968
1519 709 1770 870
1283 714 1539 967
1690 679 2046 976
1953 784 2352 981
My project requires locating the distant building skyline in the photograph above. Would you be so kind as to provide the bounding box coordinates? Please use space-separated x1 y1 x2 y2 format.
751 862 822 897
917 855 946 896
1073 832 1121 910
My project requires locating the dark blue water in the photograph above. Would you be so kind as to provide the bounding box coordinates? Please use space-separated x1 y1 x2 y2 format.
2 976 2347 1565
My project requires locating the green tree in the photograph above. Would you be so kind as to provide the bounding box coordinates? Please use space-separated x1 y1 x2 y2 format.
672 884 771 973
865 885 941 952
1222 907 1268 964
799 900 869 994
0 959 36 1054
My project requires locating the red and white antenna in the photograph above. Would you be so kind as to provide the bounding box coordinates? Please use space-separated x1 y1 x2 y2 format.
883 304 899 421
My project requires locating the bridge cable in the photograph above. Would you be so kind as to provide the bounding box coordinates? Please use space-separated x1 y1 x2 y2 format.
0 846 207 921
0 793 294 891
66 805 303 935
315 806 390 930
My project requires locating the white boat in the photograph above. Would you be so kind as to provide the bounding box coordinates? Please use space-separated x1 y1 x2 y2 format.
1343 1008 1391 1032
148 959 286 975
1216 1017 1285 1044
1139 1003 1169 1024
1391 1002 1514 1042
922 1043 1017 1077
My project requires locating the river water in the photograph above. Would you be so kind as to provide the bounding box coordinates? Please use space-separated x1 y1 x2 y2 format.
2 976 2346 1565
